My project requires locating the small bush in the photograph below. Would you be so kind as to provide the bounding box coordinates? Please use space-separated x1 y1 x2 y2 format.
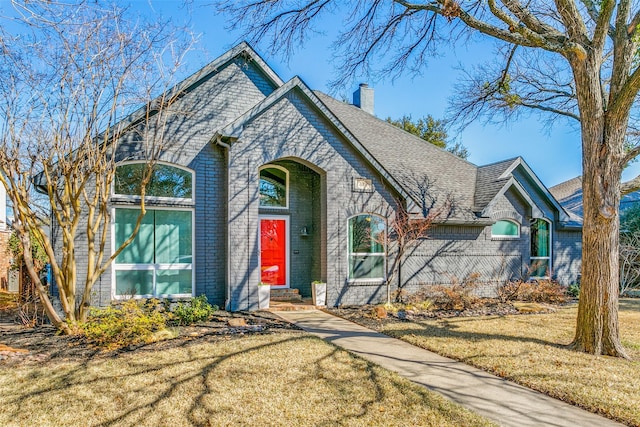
82 299 166 349
497 281 521 303
426 273 481 310
172 295 218 325
567 283 580 298
498 279 568 304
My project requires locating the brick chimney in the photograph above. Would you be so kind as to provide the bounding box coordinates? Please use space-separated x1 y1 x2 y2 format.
353 83 374 115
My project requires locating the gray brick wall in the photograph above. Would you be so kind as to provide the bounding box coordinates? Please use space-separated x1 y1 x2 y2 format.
54 57 276 309
554 229 582 284
227 90 399 309
54 51 584 313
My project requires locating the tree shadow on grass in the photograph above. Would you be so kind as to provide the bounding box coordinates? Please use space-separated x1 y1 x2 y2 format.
0 328 466 427
385 317 571 351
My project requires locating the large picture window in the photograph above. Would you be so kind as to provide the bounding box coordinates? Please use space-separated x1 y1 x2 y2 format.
348 214 385 280
530 218 551 278
259 166 288 208
112 161 194 299
113 208 193 297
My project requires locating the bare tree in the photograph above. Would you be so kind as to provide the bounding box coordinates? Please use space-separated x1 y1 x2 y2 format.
384 175 454 303
619 231 640 296
0 1 192 333
218 0 640 358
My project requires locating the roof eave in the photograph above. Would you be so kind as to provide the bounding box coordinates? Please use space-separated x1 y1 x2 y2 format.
499 157 571 222
214 76 416 205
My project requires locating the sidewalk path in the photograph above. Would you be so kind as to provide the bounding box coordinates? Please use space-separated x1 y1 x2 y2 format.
276 309 623 427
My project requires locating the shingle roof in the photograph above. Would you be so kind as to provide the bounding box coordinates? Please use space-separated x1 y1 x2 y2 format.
204 42 575 227
473 158 519 212
549 176 581 203
550 176 640 220
549 176 583 218
314 91 478 218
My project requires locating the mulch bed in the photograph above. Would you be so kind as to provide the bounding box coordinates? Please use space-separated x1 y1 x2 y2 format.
328 299 560 332
0 308 298 366
0 297 565 367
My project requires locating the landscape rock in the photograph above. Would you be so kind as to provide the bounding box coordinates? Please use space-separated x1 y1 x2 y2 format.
372 306 387 319
228 318 247 327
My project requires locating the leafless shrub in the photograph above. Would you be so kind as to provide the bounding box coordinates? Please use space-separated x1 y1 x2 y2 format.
425 273 481 311
620 232 640 296
498 279 568 304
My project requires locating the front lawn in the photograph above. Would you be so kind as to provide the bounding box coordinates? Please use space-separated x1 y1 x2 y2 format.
0 330 493 427
376 299 640 426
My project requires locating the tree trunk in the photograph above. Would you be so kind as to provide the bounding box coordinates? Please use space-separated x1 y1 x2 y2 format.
17 227 71 334
571 57 628 357
574 175 627 357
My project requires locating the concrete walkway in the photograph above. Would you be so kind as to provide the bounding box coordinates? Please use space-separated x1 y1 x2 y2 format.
276 309 624 427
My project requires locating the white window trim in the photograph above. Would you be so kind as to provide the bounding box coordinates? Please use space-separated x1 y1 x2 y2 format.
259 164 289 209
112 160 195 203
111 206 195 299
491 219 521 240
530 218 552 279
347 213 387 282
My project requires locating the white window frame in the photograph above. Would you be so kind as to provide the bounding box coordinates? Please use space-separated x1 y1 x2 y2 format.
491 219 521 239
112 160 195 204
259 164 289 209
111 206 195 299
347 213 386 283
530 218 552 279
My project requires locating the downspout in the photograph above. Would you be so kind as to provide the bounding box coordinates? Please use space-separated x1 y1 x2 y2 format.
215 135 232 311
247 158 250 311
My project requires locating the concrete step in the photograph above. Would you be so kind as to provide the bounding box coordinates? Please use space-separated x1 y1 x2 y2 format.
268 298 316 311
270 288 303 302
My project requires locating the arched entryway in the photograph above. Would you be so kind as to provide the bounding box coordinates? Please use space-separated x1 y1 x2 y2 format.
258 159 324 298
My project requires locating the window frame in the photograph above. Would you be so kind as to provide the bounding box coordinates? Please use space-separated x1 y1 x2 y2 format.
491 219 521 239
259 164 289 209
112 161 195 203
111 206 195 300
530 217 552 279
347 213 387 282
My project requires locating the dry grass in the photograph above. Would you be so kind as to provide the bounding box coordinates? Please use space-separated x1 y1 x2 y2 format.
382 299 640 426
0 331 493 427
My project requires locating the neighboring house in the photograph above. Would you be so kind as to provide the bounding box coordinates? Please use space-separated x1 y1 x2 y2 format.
55 42 582 311
550 176 640 218
0 184 11 290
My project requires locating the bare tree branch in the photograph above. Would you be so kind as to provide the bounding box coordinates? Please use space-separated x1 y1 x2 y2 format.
0 0 193 329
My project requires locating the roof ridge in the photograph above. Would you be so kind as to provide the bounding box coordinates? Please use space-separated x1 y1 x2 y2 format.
314 91 479 168
477 157 520 169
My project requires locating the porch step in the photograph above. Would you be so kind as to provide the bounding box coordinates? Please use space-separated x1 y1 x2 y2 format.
268 299 316 311
270 288 303 302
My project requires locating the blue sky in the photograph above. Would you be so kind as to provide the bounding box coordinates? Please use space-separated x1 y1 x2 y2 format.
138 1 637 187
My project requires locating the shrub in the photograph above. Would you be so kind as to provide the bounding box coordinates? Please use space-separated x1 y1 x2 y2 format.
497 281 522 303
171 295 218 325
82 299 166 349
567 283 580 298
426 273 481 310
498 279 569 304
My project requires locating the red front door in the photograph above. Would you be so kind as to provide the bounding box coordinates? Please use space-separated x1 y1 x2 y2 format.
260 218 288 287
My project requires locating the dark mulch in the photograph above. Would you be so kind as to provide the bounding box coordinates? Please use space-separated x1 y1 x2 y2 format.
0 308 298 366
